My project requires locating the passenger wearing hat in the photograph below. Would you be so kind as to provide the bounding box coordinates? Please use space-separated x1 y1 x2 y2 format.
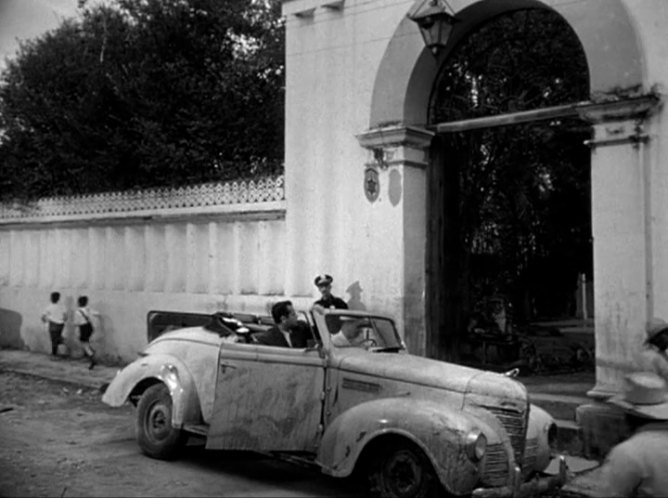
313 274 348 310
639 317 668 383
330 317 367 347
597 372 668 497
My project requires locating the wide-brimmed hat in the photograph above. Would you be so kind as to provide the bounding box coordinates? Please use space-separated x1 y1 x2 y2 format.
646 317 668 342
609 372 668 420
314 274 333 287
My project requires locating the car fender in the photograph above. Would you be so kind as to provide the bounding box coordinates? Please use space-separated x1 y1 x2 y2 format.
525 404 555 472
101 353 201 428
317 397 499 495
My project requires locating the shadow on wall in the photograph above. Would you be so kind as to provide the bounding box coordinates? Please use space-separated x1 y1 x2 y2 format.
346 281 366 311
61 295 79 355
0 308 25 349
93 314 124 366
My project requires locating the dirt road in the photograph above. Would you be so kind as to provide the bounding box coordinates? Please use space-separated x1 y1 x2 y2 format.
0 371 363 497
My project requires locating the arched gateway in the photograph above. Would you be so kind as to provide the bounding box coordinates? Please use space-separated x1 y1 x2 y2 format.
282 0 664 406
355 0 658 399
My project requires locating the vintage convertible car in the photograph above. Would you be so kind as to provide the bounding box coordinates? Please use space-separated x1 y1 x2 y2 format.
102 306 567 498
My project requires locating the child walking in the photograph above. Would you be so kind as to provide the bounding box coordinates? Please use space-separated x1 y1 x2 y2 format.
42 291 67 357
74 296 99 369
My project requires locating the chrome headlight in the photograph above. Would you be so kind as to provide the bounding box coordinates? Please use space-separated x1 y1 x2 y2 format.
465 430 487 462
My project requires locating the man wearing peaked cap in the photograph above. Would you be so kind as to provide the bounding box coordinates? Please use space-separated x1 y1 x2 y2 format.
597 372 668 497
639 317 668 383
313 274 348 310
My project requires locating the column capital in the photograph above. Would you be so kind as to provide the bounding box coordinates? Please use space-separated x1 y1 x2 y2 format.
356 125 434 169
356 124 434 149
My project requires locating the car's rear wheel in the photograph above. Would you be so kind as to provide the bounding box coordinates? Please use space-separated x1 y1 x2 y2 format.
367 440 442 498
136 383 187 460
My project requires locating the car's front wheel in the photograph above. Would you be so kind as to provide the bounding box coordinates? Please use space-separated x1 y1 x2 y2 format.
136 383 187 460
367 440 442 498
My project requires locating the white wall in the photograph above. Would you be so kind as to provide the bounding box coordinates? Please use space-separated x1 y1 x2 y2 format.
283 0 427 347
0 180 293 363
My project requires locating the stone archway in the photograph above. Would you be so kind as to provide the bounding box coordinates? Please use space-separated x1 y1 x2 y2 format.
368 0 644 129
359 0 659 396
424 7 592 367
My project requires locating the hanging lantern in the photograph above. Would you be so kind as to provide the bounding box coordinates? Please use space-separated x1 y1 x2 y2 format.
407 0 458 56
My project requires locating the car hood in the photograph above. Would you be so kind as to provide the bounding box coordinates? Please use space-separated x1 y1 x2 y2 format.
147 326 222 349
334 351 525 399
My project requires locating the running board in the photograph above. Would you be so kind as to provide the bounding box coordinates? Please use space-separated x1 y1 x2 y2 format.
183 423 209 436
273 452 318 470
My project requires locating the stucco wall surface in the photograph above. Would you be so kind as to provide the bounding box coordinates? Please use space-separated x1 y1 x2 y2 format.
283 0 427 348
628 0 668 321
0 215 291 361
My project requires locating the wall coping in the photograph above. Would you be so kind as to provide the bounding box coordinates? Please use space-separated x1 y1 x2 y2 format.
0 176 285 226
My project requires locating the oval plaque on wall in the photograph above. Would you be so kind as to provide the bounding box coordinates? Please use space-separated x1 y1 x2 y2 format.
364 166 380 203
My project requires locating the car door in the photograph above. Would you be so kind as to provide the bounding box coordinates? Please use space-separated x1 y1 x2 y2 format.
206 342 326 452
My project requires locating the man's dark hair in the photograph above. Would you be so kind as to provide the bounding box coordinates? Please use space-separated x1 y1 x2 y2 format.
271 301 293 324
78 295 88 307
50 292 60 303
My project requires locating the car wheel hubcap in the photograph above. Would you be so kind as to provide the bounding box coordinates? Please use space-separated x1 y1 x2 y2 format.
147 403 170 441
386 450 421 496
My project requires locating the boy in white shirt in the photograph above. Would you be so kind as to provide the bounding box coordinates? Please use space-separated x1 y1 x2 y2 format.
41 292 66 356
73 295 100 369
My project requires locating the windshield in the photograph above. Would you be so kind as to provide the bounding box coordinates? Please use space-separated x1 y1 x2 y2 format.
324 314 404 351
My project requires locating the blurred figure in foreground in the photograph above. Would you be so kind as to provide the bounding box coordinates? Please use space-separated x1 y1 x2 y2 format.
597 371 668 497
640 317 668 382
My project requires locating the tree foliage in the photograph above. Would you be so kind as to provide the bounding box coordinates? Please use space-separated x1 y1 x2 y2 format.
426 9 591 359
0 0 284 201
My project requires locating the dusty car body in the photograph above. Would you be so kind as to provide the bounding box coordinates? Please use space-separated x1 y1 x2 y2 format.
102 307 566 497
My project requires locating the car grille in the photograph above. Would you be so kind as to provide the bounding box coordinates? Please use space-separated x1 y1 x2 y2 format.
485 406 527 462
479 405 530 486
480 443 508 486
521 438 538 478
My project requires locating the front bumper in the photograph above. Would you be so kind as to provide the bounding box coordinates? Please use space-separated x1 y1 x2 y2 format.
472 456 568 498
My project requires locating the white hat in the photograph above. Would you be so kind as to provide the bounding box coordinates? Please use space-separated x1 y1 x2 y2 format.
609 372 668 420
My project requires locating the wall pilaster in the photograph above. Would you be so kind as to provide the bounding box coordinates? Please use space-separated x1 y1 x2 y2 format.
576 94 661 398
356 125 434 354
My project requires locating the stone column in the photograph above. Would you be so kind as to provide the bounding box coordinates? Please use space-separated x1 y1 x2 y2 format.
575 94 660 458
356 125 434 355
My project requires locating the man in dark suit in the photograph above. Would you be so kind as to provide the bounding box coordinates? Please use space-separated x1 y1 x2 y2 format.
254 300 310 348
